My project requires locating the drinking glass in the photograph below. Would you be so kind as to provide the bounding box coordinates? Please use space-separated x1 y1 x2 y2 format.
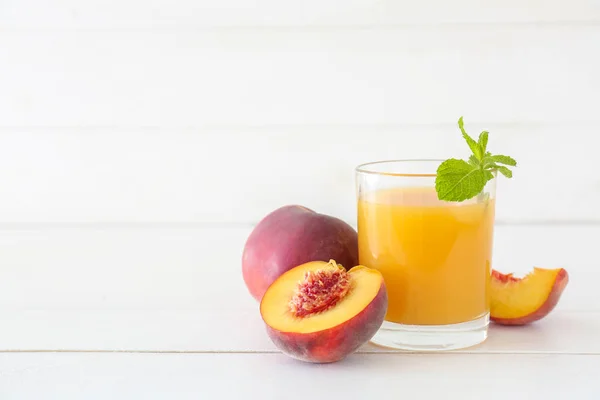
356 160 496 350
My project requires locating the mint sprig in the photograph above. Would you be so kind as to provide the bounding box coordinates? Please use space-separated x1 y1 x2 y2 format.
435 117 517 202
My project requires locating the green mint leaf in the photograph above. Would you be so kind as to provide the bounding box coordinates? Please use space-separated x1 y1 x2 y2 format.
478 131 489 154
435 117 517 202
494 165 513 178
458 117 482 160
484 154 517 167
435 159 489 202
468 154 479 166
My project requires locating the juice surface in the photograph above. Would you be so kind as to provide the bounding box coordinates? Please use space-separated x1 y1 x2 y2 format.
357 186 495 325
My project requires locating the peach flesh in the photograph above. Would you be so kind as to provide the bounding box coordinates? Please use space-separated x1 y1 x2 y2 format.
242 205 359 301
260 260 388 364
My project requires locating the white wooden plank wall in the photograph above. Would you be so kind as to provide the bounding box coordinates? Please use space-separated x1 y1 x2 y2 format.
2 0 600 28
0 1 598 314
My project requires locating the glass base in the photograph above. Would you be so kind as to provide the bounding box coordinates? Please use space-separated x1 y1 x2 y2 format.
370 313 489 351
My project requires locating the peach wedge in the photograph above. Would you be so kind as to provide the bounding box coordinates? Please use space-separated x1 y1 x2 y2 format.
490 267 569 326
260 260 387 363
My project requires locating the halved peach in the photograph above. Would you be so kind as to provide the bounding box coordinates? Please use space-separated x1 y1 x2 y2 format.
490 267 569 326
260 259 387 363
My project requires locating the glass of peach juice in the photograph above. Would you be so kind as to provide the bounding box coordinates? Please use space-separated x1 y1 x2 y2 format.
356 160 496 351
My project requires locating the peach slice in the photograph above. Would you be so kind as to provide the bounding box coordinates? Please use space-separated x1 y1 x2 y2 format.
260 260 387 363
490 267 569 326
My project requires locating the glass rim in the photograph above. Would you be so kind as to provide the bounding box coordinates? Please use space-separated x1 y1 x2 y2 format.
355 159 444 178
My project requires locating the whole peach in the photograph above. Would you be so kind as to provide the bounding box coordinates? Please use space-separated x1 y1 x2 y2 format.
242 205 358 301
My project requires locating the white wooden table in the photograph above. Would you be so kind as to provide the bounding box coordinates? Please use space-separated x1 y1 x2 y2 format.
0 225 597 399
